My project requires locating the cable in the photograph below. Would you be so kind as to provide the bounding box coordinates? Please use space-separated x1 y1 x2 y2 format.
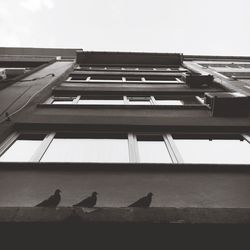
0 74 55 124
0 60 75 124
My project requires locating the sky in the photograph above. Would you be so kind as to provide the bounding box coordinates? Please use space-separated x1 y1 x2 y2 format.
0 0 250 56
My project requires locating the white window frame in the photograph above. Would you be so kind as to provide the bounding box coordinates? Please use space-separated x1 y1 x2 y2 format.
47 95 200 106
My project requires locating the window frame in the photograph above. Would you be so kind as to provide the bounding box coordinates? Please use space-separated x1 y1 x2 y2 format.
45 95 202 107
66 73 186 84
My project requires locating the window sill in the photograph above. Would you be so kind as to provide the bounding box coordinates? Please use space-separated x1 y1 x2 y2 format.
0 162 249 172
37 103 208 110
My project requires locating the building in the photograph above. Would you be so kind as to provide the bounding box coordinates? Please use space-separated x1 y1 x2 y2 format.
0 47 250 245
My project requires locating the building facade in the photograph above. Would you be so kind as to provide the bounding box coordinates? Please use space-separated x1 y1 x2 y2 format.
0 47 250 241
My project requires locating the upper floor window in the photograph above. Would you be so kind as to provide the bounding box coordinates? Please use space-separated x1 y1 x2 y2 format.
199 62 250 70
45 95 201 106
66 74 184 84
76 65 188 72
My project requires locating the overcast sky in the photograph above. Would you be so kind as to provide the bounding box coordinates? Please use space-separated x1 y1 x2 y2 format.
0 0 250 56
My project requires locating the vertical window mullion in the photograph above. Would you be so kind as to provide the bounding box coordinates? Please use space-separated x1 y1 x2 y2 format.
176 78 182 83
128 133 139 163
73 95 81 104
45 97 54 104
163 134 184 164
150 96 157 105
30 132 56 162
242 134 250 144
124 96 129 104
195 96 205 104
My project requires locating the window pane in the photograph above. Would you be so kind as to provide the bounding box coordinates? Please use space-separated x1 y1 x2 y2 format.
53 100 74 104
125 76 142 81
155 100 183 105
137 136 172 163
70 75 87 80
174 139 250 164
129 100 151 105
90 75 122 80
128 97 151 105
78 99 124 105
41 138 129 163
0 140 42 162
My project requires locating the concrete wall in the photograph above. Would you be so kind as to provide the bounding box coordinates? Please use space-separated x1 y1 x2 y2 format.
0 169 249 208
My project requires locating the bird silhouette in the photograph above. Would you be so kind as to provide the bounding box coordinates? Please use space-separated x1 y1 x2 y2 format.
35 189 61 207
73 192 98 208
128 193 153 208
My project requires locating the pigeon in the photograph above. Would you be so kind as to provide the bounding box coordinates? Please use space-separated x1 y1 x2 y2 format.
128 192 153 208
35 189 61 207
73 192 98 208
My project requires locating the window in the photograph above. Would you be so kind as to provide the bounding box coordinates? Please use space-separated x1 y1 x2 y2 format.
46 96 78 104
127 96 152 105
154 97 183 106
137 135 172 163
78 96 124 105
0 132 181 163
124 76 143 82
66 72 184 84
0 134 44 162
41 134 129 163
144 75 183 83
69 75 88 81
1 132 250 164
173 135 250 164
89 75 123 81
47 95 200 106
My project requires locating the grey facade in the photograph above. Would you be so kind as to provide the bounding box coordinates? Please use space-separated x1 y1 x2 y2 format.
0 48 250 244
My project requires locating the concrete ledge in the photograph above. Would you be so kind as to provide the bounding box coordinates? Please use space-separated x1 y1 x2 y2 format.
1 162 250 172
0 207 250 224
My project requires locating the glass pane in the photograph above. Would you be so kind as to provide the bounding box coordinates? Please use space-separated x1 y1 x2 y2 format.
137 137 172 163
53 100 74 104
125 76 142 81
128 97 151 105
155 100 183 105
129 100 151 105
0 140 42 162
41 138 129 163
78 99 124 105
174 139 250 164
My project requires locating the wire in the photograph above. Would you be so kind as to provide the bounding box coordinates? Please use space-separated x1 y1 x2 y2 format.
0 74 55 124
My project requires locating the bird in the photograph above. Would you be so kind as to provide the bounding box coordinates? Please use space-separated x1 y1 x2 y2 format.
128 192 153 208
35 189 61 207
73 192 98 208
